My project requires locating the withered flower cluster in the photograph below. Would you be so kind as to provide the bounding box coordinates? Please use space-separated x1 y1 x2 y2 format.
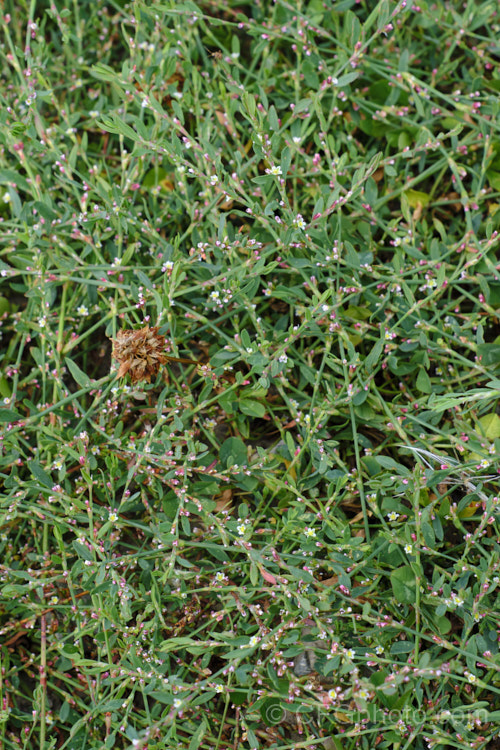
111 325 168 384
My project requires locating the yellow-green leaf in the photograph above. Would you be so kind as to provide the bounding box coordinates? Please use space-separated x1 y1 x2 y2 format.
478 412 500 440
404 189 431 208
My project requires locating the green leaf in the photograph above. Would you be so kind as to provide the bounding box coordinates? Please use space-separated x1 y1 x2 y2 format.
268 105 279 131
436 615 451 634
281 146 291 177
477 343 500 366
421 522 435 547
390 640 415 654
0 169 30 192
0 296 10 316
404 189 431 208
100 700 124 711
260 698 286 726
30 461 53 488
65 358 91 388
188 719 207 750
0 408 22 422
239 399 266 418
478 412 500 439
287 566 314 583
72 541 93 561
336 72 359 87
148 692 172 705
428 388 500 412
97 115 140 142
416 367 432 393
33 200 57 222
250 562 259 585
364 339 383 371
220 437 247 467
59 701 70 722
390 566 416 603
90 63 120 82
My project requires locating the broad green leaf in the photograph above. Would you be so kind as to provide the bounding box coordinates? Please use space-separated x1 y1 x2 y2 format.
390 566 417 603
188 719 207 750
220 437 247 467
30 461 53 488
0 408 22 422
478 412 500 439
416 367 432 394
239 399 266 418
65 358 91 388
404 189 431 208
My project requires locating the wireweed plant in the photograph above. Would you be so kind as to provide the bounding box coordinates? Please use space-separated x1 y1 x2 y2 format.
0 1 500 749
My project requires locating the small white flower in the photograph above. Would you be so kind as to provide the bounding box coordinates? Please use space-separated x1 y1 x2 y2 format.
278 354 288 364
77 305 89 316
345 648 355 659
266 165 282 176
303 527 316 538
465 671 477 684
209 175 219 185
213 684 224 693
162 260 174 271
249 635 259 647
109 511 119 522
38 316 47 328
214 571 226 582
292 136 302 144
49 595 59 605
52 458 64 470
375 645 384 655
236 523 247 536
210 290 220 301
387 511 399 522
3 193 11 203
293 214 306 230
173 698 182 708
404 544 413 554
88 110 99 118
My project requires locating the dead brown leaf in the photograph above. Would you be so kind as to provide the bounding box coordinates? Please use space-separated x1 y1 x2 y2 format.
214 489 233 513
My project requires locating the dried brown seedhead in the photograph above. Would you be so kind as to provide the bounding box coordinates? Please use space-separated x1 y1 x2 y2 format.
111 325 168 384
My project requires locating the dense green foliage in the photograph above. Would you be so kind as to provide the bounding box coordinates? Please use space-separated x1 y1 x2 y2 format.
1 0 500 748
